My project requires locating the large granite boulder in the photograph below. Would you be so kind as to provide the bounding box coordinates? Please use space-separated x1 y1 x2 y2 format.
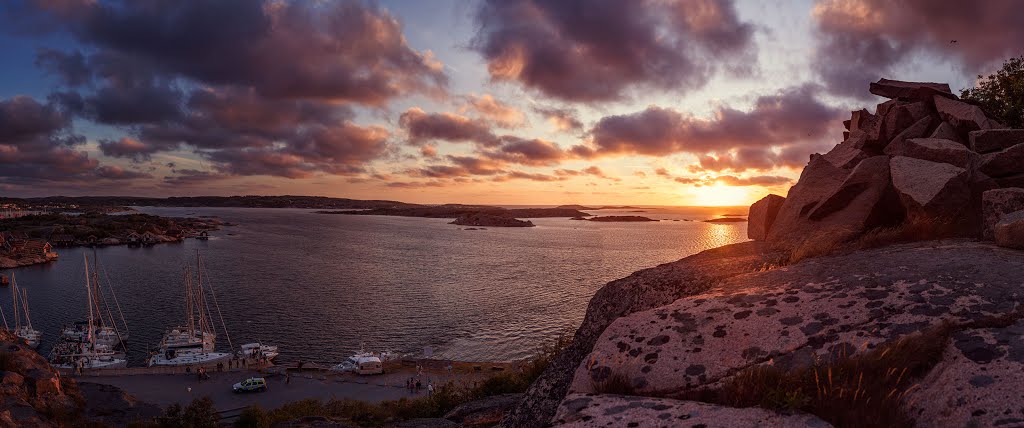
552 394 831 427
978 142 1024 178
981 188 1024 240
886 138 973 168
806 155 902 230
876 101 932 149
934 96 1005 133
890 156 970 220
766 155 848 243
882 115 934 155
969 129 1024 153
993 210 1024 249
746 194 785 240
869 78 953 102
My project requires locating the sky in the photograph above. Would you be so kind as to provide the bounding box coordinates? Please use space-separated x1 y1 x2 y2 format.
0 0 1022 206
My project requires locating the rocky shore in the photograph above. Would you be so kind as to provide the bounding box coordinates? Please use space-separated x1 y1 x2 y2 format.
502 79 1024 427
571 216 658 222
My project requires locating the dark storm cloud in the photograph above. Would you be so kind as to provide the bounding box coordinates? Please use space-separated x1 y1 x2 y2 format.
94 165 152 179
574 85 842 163
0 95 145 184
399 108 500 147
812 0 1024 98
98 137 159 162
471 0 754 101
5 0 443 185
22 0 447 104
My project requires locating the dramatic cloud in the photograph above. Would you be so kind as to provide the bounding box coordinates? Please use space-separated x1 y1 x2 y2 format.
94 165 152 180
471 0 754 101
483 137 566 166
811 0 1024 98
574 85 843 169
399 108 500 147
24 0 446 104
714 175 792 186
533 106 583 133
463 94 526 128
0 95 139 185
98 137 158 162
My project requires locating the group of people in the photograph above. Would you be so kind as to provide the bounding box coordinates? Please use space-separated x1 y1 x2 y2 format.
405 377 434 395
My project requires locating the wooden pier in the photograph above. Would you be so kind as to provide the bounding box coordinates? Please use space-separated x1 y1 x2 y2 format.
58 357 275 377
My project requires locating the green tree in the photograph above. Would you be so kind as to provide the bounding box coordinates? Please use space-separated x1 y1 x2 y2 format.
960 55 1024 128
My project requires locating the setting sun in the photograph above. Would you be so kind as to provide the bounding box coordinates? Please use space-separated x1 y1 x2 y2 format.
688 184 758 207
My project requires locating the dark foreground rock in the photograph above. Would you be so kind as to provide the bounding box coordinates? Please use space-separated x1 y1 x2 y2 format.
747 194 785 240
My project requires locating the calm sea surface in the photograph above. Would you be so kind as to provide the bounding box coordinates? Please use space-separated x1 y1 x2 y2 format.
1 207 748 366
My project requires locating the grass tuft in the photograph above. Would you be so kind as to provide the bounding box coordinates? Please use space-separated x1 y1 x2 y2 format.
679 321 955 428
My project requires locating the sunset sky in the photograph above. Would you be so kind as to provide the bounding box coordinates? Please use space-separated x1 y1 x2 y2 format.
1 0 1022 206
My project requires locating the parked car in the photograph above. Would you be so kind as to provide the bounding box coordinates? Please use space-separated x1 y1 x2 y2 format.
232 377 268 393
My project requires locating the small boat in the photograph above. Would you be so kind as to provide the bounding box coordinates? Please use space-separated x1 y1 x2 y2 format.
330 345 387 374
49 254 129 370
240 342 279 361
50 342 127 370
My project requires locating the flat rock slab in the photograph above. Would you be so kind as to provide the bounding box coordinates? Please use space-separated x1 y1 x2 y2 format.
890 156 970 217
887 138 973 168
979 143 1024 178
570 241 1024 397
553 393 832 428
908 319 1024 427
869 78 952 101
934 96 1005 133
969 129 1024 153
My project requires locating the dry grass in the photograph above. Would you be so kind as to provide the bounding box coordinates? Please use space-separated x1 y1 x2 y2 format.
679 322 955 428
780 213 960 266
591 370 637 396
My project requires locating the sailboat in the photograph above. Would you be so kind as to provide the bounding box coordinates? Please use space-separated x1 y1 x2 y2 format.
9 275 42 348
59 253 129 348
148 251 231 366
50 254 127 370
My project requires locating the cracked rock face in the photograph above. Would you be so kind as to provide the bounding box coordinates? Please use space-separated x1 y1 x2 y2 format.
552 394 832 428
569 241 1024 401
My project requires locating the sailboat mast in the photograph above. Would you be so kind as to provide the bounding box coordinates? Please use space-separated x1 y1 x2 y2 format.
12 274 19 330
21 289 32 330
84 254 95 345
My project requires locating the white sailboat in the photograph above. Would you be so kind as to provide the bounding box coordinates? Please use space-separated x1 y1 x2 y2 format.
240 342 279 361
9 275 42 348
149 252 230 366
60 253 129 348
50 254 127 370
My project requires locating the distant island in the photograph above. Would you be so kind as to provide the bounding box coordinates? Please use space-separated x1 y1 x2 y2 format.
0 195 418 210
450 213 534 227
703 217 747 223
317 205 588 219
571 216 658 222
555 205 642 210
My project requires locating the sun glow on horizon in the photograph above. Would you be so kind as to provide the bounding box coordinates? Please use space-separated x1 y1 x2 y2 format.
687 183 756 207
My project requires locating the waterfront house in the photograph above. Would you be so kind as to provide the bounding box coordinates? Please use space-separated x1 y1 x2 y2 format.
17 239 56 259
141 232 159 246
126 232 141 247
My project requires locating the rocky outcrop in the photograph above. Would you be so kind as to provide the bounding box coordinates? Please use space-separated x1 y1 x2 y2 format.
506 78 1024 428
765 78 1024 247
0 331 80 427
747 195 785 240
552 394 830 427
444 393 522 426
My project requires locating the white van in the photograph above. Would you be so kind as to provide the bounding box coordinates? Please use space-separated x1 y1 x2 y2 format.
354 355 383 375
